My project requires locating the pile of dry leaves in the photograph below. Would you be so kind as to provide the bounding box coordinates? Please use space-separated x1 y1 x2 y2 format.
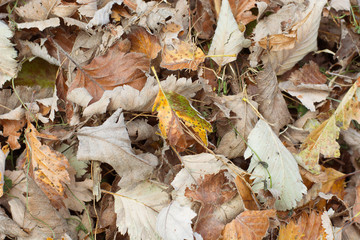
1 0 360 239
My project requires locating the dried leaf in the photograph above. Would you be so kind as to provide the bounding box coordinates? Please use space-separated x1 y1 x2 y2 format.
221 210 276 240
234 175 259 210
256 65 291 133
25 121 70 209
156 201 197 240
0 119 26 150
191 0 216 39
114 181 170 240
68 40 150 104
278 220 302 240
185 170 238 240
208 0 249 66
152 87 212 151
77 108 158 187
279 61 331 111
128 26 161 59
228 0 263 26
297 211 326 240
0 21 18 88
87 0 123 27
295 79 360 173
354 181 360 223
0 207 28 238
161 40 205 71
244 119 307 210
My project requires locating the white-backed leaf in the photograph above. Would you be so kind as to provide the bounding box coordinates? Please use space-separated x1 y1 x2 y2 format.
115 181 170 240
244 119 307 210
208 0 249 66
156 201 196 240
0 21 17 88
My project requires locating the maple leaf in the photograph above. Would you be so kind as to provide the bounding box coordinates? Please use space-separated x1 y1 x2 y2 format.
24 121 70 209
68 40 150 103
152 78 212 151
160 39 205 71
295 78 360 173
221 210 276 240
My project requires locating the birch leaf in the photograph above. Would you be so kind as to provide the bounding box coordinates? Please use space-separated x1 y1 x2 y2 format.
295 79 360 173
115 181 170 240
244 119 307 210
208 0 250 66
156 201 197 240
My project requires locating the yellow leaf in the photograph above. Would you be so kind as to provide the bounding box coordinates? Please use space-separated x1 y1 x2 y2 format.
152 85 212 151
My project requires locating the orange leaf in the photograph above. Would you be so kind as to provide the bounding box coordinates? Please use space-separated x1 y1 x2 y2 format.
25 122 70 209
296 211 326 240
68 40 150 103
160 40 205 71
278 220 302 240
128 26 161 59
234 175 259 210
0 119 26 150
221 209 276 240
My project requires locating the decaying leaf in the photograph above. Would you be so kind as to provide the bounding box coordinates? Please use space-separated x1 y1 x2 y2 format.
279 61 331 112
128 26 161 59
295 78 360 173
68 40 150 104
191 0 216 39
228 0 265 26
278 220 302 240
185 170 238 240
161 39 205 71
152 85 212 151
208 0 250 66
244 119 307 210
25 121 70 209
77 108 158 187
114 181 171 240
255 65 291 133
156 201 197 240
221 210 276 240
0 207 28 238
0 21 18 88
250 0 327 75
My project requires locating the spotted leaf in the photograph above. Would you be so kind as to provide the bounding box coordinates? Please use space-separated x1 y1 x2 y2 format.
152 89 212 151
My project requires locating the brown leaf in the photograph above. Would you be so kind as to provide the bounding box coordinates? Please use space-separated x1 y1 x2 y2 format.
25 121 70 209
161 40 205 71
191 0 216 39
255 65 291 133
296 211 326 240
234 175 259 210
353 181 360 223
221 210 276 240
229 0 266 26
278 220 302 240
289 61 327 85
128 27 161 59
185 170 237 240
68 40 150 103
0 119 26 150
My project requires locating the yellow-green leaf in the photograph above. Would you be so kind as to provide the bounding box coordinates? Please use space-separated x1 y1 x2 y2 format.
295 78 360 173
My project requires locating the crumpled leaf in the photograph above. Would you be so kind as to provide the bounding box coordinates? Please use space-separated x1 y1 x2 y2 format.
221 210 276 240
250 0 327 75
87 0 123 27
228 0 265 26
161 39 205 71
78 74 203 117
152 85 212 151
279 61 330 112
77 108 158 187
244 119 307 210
25 121 70 209
256 65 291 133
295 79 360 173
214 93 258 158
68 40 150 104
0 21 18 88
128 26 161 59
185 170 238 240
156 201 197 240
114 181 170 240
208 0 250 66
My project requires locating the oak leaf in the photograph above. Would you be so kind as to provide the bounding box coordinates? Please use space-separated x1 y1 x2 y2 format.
152 87 212 151
295 78 360 173
68 40 150 104
221 210 276 240
25 121 70 209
